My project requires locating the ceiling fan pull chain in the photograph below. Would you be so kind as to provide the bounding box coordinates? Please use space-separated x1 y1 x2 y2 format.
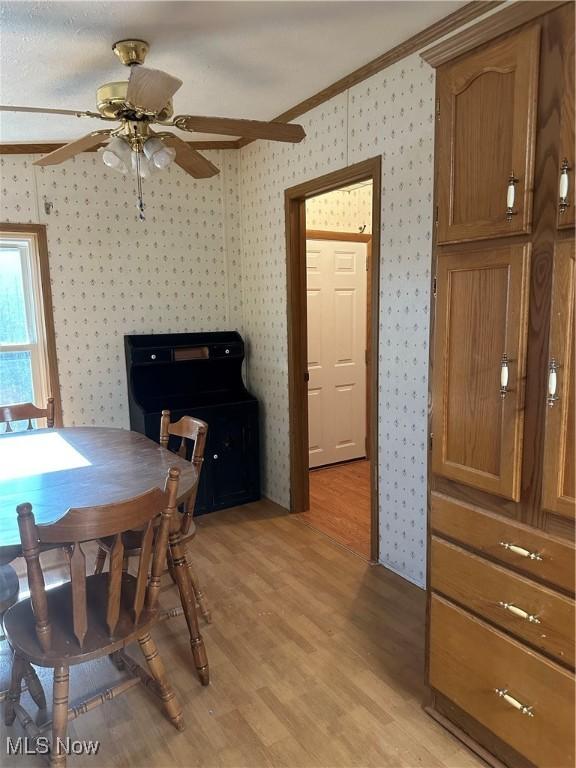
133 128 146 222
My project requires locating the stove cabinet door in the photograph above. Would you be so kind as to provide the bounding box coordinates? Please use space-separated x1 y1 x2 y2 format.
210 405 260 510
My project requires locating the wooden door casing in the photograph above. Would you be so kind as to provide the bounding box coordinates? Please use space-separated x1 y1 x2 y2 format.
436 25 540 244
542 240 576 520
431 244 530 501
557 9 575 230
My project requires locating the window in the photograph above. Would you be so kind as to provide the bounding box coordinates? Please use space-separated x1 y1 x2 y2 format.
0 224 60 428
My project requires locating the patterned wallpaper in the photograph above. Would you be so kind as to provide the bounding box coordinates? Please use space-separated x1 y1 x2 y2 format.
1 53 435 587
306 183 373 234
239 54 435 586
0 151 234 428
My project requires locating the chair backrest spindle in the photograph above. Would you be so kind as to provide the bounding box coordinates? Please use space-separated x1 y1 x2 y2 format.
69 543 88 647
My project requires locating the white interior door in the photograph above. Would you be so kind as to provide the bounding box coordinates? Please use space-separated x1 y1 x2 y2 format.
307 238 367 469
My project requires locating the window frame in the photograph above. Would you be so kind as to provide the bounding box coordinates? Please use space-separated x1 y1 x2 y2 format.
0 223 62 426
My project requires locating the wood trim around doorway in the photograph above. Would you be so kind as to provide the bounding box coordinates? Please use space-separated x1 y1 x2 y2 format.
285 157 382 562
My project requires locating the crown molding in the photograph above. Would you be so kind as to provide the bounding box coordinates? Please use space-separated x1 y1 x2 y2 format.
421 0 569 67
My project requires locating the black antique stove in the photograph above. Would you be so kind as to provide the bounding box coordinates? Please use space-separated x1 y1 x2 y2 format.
125 331 260 515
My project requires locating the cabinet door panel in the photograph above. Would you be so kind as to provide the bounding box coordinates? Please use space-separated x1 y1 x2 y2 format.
542 240 576 519
437 25 540 244
431 245 530 500
558 7 575 230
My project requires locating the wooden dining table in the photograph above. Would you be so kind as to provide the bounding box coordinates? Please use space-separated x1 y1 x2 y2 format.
0 426 209 698
0 427 197 562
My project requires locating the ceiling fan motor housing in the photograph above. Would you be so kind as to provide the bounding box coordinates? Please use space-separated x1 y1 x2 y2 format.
96 82 174 121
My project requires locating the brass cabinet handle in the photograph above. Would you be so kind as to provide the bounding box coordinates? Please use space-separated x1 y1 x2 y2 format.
559 159 570 214
506 172 519 221
498 601 541 624
495 688 534 717
500 354 510 398
547 358 559 407
499 541 543 561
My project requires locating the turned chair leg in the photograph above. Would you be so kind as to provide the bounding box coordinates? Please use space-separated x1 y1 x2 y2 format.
186 555 211 624
50 666 69 768
93 547 107 575
168 532 209 685
4 651 25 725
138 632 184 731
23 662 46 709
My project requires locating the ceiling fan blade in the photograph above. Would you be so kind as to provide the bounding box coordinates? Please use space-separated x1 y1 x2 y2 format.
173 115 305 143
0 105 104 118
127 66 183 114
33 131 112 166
160 134 220 178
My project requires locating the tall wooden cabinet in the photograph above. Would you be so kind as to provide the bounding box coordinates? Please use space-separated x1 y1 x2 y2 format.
425 5 575 768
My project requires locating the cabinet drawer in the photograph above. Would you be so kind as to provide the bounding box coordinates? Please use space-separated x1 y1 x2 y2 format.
431 493 575 593
431 537 575 667
429 595 575 768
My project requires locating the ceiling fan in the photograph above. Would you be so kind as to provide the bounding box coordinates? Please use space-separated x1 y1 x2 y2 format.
0 39 306 219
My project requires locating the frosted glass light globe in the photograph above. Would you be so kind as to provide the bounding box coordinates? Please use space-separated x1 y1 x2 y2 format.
99 136 131 174
152 146 176 169
144 138 176 169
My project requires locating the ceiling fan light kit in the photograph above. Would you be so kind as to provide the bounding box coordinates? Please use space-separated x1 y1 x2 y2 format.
1 38 306 221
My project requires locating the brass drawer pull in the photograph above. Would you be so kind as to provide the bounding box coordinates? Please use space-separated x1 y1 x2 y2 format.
498 601 541 624
495 688 534 717
499 542 542 561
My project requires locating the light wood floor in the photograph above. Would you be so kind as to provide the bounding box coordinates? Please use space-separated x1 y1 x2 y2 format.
304 460 371 558
1 500 482 768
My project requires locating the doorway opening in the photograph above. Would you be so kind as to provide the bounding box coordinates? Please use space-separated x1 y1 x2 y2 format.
285 157 381 561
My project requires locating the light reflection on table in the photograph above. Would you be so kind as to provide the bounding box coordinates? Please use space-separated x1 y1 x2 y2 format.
0 432 91 481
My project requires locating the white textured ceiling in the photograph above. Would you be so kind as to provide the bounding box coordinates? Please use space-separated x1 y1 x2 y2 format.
0 1 465 143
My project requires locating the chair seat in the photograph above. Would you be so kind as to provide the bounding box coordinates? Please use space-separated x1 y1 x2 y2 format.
4 573 157 668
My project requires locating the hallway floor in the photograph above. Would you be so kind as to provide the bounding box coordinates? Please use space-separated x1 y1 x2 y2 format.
303 459 371 558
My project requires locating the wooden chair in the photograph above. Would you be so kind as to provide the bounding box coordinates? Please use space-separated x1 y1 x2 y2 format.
3 468 184 767
0 397 55 432
94 411 211 623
